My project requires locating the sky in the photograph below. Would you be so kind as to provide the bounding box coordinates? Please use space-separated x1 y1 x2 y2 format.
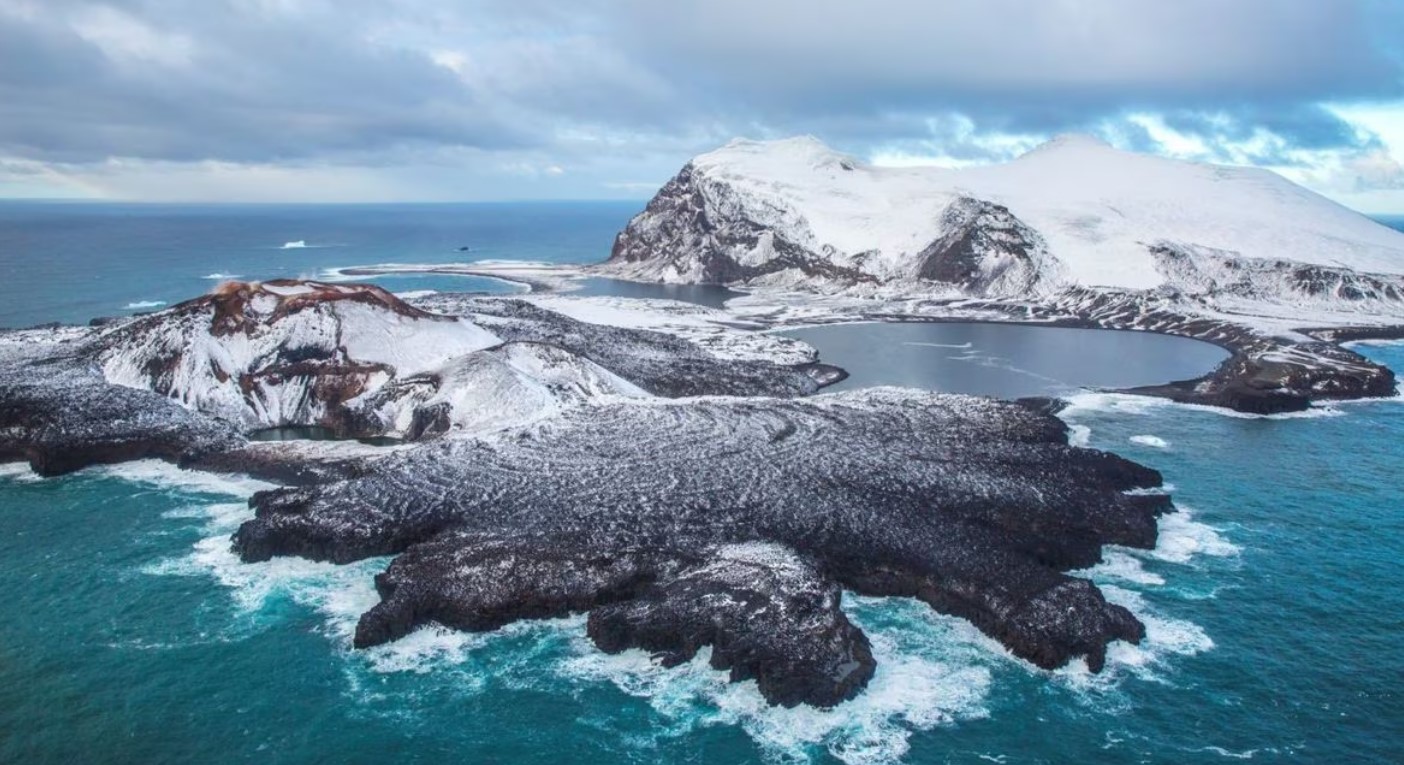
2 0 1404 211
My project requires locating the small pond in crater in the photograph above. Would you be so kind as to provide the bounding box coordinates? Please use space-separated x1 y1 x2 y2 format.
779 321 1230 399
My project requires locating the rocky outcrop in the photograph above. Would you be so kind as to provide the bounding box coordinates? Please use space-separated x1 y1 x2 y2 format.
1151 243 1404 306
0 353 243 476
607 164 881 288
604 157 1060 296
234 388 1168 705
914 198 1058 296
587 543 875 708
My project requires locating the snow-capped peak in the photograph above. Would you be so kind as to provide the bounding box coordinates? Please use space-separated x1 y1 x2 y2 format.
608 135 1404 296
1018 133 1116 156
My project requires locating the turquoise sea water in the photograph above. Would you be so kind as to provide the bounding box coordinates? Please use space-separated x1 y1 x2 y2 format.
1 205 1402 763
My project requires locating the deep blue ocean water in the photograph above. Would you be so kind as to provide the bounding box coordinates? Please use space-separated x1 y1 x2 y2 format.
0 201 643 328
1 204 1402 763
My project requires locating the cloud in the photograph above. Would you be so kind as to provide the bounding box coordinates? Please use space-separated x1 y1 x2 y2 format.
609 0 1403 133
0 0 1402 202
0 0 531 164
1346 149 1404 191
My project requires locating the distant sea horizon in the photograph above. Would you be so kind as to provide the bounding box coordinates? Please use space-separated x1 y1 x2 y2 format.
1 199 1402 330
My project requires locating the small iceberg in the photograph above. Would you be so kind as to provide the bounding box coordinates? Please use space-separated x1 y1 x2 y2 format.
281 240 308 250
124 300 167 310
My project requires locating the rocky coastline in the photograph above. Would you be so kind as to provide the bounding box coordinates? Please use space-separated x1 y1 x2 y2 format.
0 280 1174 707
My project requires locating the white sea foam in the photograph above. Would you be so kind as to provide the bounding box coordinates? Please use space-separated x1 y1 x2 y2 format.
1125 483 1176 496
281 240 308 249
1129 434 1170 448
1068 424 1092 448
1086 551 1167 587
1050 584 1214 699
1186 745 1280 759
202 273 240 280
0 462 39 482
558 595 993 765
124 300 167 309
392 290 439 300
1105 587 1214 662
1060 391 1345 421
94 459 276 498
1148 506 1242 564
1343 338 1404 348
144 498 385 639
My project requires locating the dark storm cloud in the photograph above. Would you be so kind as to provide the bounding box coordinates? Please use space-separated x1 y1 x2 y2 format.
0 0 1401 168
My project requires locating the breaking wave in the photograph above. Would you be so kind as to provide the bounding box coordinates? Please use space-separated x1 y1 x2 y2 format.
1059 392 1345 421
123 300 167 310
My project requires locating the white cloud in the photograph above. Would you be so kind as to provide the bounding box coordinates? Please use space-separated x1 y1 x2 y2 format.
68 4 195 67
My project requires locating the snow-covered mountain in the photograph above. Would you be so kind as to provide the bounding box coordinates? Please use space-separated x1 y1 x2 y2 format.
95 280 645 438
604 135 1404 306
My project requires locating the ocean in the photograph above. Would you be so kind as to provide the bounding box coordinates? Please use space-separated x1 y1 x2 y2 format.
0 203 1401 763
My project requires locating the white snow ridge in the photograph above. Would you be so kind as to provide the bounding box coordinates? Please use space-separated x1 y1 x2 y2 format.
605 134 1404 313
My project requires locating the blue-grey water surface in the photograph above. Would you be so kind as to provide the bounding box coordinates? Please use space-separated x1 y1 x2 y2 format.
782 321 1230 399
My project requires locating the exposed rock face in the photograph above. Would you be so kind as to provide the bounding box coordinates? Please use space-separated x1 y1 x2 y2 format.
1151 243 1404 306
914 198 1056 296
234 388 1166 705
608 163 882 288
606 158 1062 297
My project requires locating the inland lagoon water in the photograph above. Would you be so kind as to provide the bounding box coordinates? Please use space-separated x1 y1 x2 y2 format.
780 321 1231 399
